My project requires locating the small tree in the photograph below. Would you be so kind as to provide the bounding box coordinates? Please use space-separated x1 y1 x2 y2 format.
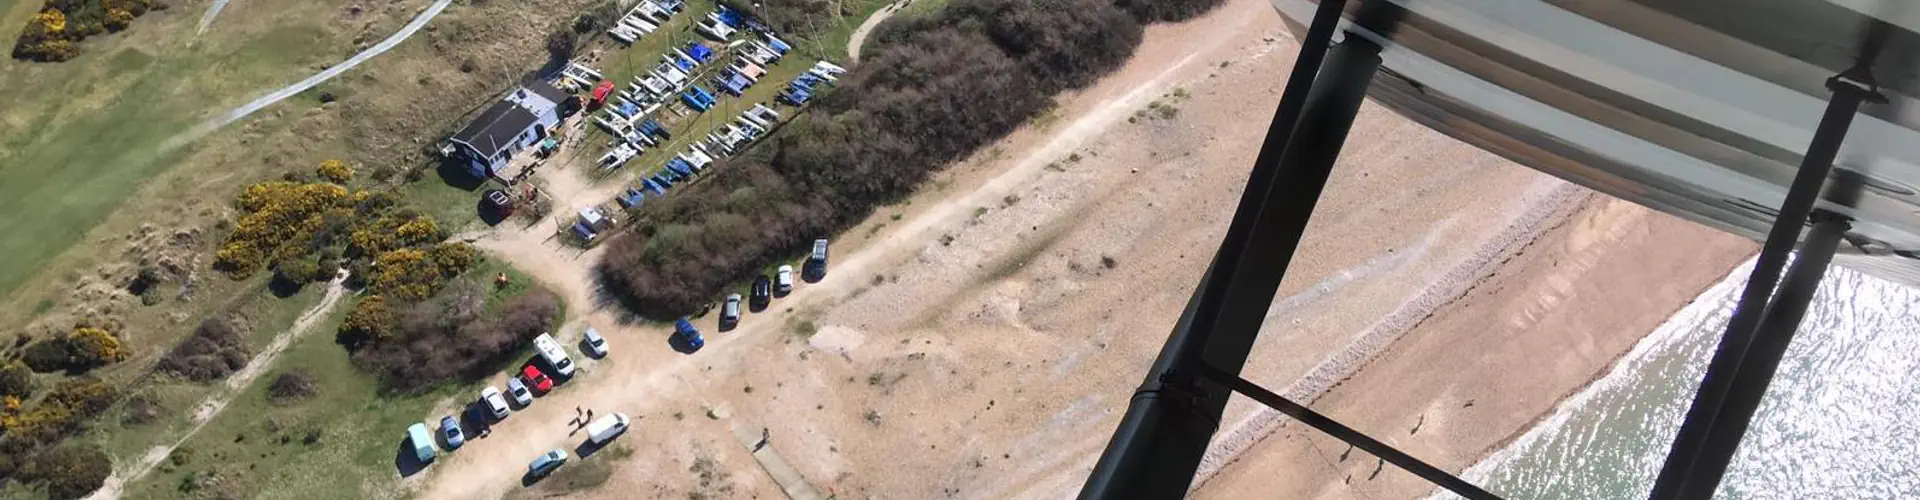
546 29 578 64
274 258 320 286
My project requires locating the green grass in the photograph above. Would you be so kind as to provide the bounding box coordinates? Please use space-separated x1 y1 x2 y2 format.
0 0 365 298
120 259 558 500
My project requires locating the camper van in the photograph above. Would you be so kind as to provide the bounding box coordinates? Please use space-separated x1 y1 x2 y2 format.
532 333 577 377
407 423 437 463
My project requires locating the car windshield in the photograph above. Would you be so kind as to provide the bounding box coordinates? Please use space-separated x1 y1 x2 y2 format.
557 359 573 370
511 385 527 395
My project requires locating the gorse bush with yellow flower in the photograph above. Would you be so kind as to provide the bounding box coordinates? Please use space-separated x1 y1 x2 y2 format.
11 0 160 62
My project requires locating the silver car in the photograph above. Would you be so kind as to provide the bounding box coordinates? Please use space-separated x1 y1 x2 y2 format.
506 377 533 407
583 327 608 357
720 294 742 329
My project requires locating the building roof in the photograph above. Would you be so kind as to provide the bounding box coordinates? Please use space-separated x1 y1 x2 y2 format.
451 100 539 159
525 79 571 106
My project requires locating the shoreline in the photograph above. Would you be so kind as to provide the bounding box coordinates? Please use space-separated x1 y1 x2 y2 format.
1193 194 1758 499
1196 180 1593 484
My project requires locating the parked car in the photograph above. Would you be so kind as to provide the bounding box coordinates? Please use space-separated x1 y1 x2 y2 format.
521 365 554 393
583 327 609 357
506 377 534 406
529 449 569 477
750 275 771 310
480 386 510 419
775 265 794 294
407 423 436 462
803 239 829 281
533 333 577 377
675 318 705 351
586 413 631 444
720 294 742 329
440 416 465 449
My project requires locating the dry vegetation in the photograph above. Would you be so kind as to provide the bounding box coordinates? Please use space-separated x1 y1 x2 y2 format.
599 0 1214 318
349 286 561 393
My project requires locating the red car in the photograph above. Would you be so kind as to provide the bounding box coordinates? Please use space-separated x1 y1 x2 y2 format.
521 365 554 393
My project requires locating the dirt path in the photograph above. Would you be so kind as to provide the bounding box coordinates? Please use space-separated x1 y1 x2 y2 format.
85 272 354 500
195 0 234 35
161 0 455 152
845 0 905 63
420 5 1257 497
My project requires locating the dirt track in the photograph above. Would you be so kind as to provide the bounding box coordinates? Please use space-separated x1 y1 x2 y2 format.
417 0 1754 497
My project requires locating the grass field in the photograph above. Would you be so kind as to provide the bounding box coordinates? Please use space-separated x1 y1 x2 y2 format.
118 259 559 500
0 0 399 300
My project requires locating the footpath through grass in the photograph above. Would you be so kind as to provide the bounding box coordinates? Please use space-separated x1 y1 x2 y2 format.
120 260 555 500
0 0 371 298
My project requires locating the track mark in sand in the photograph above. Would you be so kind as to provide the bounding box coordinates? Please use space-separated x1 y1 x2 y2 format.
162 0 455 152
85 272 354 500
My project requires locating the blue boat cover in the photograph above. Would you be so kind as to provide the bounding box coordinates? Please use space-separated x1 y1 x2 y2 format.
686 44 715 62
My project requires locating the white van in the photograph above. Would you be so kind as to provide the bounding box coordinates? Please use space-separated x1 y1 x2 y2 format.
532 333 577 377
586 413 630 444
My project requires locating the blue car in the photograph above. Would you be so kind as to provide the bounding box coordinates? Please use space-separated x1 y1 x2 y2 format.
675 319 705 351
440 416 464 449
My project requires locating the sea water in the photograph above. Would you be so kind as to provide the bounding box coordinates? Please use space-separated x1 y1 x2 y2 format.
1437 259 1920 499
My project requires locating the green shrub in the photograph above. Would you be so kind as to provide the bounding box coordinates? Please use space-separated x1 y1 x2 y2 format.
0 362 34 398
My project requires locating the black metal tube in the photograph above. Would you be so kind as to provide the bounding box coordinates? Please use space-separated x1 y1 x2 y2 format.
1077 29 1384 499
1646 81 1869 500
1197 364 1505 500
1677 214 1849 498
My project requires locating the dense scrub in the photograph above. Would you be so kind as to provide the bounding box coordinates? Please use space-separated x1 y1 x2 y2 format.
155 318 252 382
20 327 129 374
351 289 561 393
1114 0 1224 22
214 160 459 298
11 0 160 61
601 0 1166 317
0 377 119 498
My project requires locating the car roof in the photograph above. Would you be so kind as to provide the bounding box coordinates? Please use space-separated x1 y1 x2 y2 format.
585 328 604 340
441 416 457 424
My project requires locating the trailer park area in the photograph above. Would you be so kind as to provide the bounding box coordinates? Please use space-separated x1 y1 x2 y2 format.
446 0 862 248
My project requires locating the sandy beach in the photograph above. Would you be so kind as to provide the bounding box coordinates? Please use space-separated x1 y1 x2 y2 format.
419 0 1759 497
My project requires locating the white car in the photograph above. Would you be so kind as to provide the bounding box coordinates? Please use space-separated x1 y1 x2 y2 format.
506 377 534 406
583 327 609 357
775 265 794 294
480 386 510 419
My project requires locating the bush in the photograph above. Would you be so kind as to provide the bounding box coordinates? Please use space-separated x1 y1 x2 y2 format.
0 362 33 399
155 318 251 382
354 291 560 393
316 160 354 184
63 327 127 370
600 0 1162 318
20 340 68 373
12 0 158 62
19 327 128 374
16 443 111 500
337 295 397 350
266 370 319 405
